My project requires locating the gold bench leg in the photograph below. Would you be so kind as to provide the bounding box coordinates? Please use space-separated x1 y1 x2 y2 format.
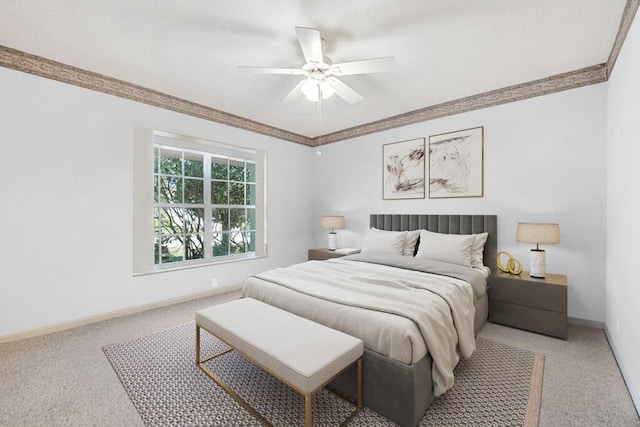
337 357 363 426
357 358 363 410
305 394 313 427
195 324 201 365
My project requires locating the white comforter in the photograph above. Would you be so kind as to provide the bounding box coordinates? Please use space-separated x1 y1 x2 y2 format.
245 257 476 396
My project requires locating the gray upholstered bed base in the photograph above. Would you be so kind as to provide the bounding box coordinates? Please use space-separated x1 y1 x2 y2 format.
328 214 497 427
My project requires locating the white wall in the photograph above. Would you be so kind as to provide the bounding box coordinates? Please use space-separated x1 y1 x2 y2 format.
0 67 315 337
606 12 640 410
0 48 614 339
312 84 607 322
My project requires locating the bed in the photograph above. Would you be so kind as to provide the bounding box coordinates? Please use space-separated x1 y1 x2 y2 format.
242 214 497 427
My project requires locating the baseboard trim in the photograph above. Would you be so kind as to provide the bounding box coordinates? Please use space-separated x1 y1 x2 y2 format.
568 316 605 329
604 325 640 418
0 284 243 344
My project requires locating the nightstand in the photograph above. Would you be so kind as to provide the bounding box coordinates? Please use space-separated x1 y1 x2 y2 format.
488 271 568 339
308 248 351 261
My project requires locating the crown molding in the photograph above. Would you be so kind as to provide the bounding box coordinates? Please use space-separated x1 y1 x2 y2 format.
0 45 313 146
607 0 640 78
315 64 607 145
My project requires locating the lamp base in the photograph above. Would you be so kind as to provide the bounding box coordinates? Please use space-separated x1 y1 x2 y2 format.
328 232 337 251
530 249 546 278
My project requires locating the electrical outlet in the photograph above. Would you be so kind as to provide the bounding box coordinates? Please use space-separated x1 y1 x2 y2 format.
211 278 218 288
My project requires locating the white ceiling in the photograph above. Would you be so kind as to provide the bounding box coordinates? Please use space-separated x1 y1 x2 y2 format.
0 0 627 138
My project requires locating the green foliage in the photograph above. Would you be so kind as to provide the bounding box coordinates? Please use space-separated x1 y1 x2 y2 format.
184 154 203 178
184 178 204 204
229 162 244 181
211 157 228 180
211 181 228 204
160 152 182 175
229 183 244 205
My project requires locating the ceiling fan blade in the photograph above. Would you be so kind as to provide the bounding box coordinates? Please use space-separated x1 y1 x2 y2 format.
282 80 305 103
295 27 323 64
327 77 363 104
330 57 396 76
238 66 305 75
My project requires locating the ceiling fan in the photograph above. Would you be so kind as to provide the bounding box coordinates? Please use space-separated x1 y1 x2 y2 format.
238 27 395 104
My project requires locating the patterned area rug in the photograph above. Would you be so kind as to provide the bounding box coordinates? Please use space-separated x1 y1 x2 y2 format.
103 323 544 426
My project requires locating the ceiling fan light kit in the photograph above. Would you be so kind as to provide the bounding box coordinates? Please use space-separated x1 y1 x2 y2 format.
238 26 395 104
301 78 335 101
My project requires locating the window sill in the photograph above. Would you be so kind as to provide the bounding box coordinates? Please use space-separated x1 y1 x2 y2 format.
133 253 267 276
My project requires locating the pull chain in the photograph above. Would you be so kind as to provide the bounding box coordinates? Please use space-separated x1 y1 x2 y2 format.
315 83 322 156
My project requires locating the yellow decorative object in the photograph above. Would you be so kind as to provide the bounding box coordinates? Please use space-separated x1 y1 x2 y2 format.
496 251 523 275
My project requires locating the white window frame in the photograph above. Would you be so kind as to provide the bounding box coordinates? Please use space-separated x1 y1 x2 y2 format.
133 129 267 275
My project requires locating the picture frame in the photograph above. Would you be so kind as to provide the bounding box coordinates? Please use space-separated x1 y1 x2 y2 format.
428 126 484 199
382 138 425 200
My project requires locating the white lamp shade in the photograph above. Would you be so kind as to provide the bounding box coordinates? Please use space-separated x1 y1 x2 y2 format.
320 215 345 230
301 78 335 102
516 223 560 244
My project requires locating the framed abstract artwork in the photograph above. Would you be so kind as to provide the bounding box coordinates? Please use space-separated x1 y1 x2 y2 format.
382 138 425 200
428 126 484 199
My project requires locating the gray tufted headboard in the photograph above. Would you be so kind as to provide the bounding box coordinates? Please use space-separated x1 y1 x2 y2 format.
370 214 498 271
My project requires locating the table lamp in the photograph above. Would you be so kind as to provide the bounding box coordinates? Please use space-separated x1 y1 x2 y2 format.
516 222 560 278
320 215 345 251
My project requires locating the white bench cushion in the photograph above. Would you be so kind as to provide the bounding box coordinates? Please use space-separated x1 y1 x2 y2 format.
196 298 364 394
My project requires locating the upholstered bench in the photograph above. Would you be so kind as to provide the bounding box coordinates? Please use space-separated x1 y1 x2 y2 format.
195 298 364 427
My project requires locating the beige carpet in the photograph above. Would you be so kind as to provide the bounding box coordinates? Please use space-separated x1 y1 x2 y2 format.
103 322 544 426
1 291 638 426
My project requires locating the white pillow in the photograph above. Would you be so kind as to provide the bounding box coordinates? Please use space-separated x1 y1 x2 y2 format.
470 232 489 269
403 230 421 256
361 228 407 255
415 229 475 267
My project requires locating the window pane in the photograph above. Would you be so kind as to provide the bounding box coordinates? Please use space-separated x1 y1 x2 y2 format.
184 152 204 178
213 232 229 256
246 208 256 231
229 182 244 205
248 231 256 252
154 208 160 235
211 181 228 205
246 162 256 183
212 208 229 232
230 208 246 232
230 231 247 254
211 157 228 180
160 149 182 175
159 176 182 203
161 235 184 263
154 176 159 203
229 159 244 182
246 183 255 205
154 146 159 174
161 207 185 235
186 234 204 260
184 208 205 234
154 237 160 264
184 178 204 204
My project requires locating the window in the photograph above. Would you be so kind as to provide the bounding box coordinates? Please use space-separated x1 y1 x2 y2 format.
134 129 266 274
